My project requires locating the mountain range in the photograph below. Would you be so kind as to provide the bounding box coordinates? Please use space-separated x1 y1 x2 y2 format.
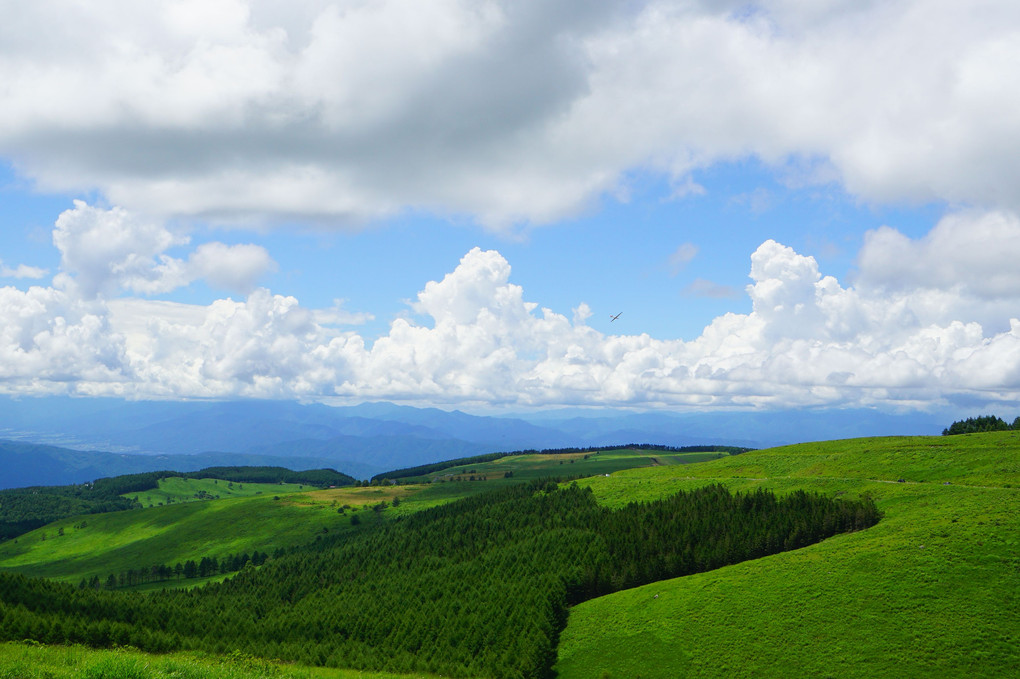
0 396 947 489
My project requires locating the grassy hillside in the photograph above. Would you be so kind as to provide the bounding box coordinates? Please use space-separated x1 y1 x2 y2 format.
127 476 309 507
555 432 1020 678
0 642 445 679
399 447 731 483
0 484 417 584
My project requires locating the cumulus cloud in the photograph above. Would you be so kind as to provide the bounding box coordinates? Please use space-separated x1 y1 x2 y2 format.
855 210 1020 333
0 261 47 279
1 1 1018 227
52 201 276 297
0 285 127 389
3 220 1020 410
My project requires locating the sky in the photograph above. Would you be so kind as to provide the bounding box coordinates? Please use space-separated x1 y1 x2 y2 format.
1 0 1019 415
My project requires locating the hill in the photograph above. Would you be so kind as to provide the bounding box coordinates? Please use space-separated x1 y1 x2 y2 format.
555 432 1020 678
0 465 354 541
0 433 1015 677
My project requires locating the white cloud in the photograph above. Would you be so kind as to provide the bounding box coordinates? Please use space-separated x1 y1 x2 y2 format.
3 208 1020 409
51 201 276 297
0 261 47 279
0 285 127 389
2 1 1019 227
52 201 189 298
855 210 1020 333
189 242 278 294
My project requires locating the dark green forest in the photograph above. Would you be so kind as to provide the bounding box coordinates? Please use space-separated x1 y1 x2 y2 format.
0 481 879 678
942 414 1020 435
372 444 753 482
0 466 354 541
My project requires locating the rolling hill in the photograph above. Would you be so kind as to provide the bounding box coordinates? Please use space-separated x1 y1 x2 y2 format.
555 432 1020 678
0 433 1016 677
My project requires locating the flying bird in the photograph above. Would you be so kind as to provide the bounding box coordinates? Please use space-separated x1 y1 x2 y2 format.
610 312 622 322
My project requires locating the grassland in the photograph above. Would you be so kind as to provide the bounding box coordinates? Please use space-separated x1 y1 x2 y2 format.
0 484 419 584
555 432 1020 678
414 447 729 483
0 642 445 679
126 477 310 508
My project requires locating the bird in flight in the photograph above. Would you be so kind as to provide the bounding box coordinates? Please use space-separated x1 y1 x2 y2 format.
610 312 622 322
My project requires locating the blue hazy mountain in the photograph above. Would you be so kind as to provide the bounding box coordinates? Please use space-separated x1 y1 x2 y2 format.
0 396 947 489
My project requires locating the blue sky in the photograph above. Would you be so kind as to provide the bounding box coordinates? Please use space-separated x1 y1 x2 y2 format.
1 1 1019 415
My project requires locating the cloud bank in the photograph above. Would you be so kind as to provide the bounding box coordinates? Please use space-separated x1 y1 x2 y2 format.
2 204 1019 410
2 1 1019 226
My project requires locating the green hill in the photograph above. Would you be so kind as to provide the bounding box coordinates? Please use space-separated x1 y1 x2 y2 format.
0 482 415 584
555 432 1020 678
0 434 1016 677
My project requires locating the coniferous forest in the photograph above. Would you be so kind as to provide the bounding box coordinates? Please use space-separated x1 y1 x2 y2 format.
0 480 879 679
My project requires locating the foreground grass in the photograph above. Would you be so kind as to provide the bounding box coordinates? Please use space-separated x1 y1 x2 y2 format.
0 642 446 679
556 433 1020 678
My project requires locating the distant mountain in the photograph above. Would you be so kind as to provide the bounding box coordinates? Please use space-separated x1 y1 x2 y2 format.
0 396 949 489
0 439 363 490
525 408 947 449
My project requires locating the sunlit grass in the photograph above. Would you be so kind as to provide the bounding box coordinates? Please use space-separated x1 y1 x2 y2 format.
0 642 449 679
555 432 1020 678
0 484 428 584
126 477 309 508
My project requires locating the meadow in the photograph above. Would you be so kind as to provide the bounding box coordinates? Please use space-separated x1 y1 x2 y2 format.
0 482 414 584
0 642 444 679
127 477 310 508
555 433 1020 678
410 447 729 483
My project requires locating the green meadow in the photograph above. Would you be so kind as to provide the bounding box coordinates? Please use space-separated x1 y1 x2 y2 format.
555 432 1020 678
414 447 729 483
126 477 309 508
0 642 444 679
0 484 420 584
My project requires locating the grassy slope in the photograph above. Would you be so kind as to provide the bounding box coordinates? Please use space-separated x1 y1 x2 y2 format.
127 477 309 508
0 642 444 679
555 432 1020 678
0 484 417 583
416 448 729 483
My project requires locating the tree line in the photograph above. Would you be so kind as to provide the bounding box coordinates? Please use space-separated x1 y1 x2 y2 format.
0 480 879 678
942 415 1020 435
372 444 753 482
80 550 273 590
